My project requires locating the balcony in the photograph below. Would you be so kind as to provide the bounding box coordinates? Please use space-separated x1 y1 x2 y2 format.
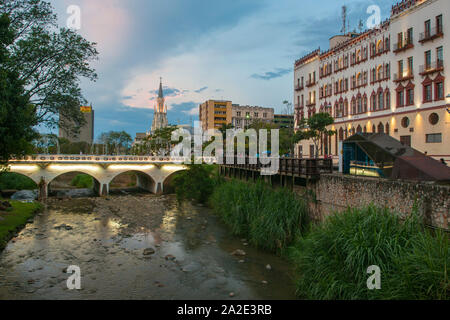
306 79 317 88
306 100 316 107
419 27 444 44
419 60 444 76
295 103 304 110
393 70 414 82
393 40 414 54
295 84 304 91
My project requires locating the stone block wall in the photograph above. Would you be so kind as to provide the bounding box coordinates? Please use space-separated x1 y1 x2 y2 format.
308 174 449 230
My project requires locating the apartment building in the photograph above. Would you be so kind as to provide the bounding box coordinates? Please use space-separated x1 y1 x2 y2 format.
294 0 449 161
199 100 233 131
232 105 274 129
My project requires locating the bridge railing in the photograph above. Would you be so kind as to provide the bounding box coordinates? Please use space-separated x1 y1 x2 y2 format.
9 155 218 164
222 157 333 177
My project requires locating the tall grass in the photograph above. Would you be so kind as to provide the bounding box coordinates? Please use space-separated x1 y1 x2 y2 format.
288 205 449 300
210 180 309 253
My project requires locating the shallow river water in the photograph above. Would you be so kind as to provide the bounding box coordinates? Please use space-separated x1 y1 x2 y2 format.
0 193 297 300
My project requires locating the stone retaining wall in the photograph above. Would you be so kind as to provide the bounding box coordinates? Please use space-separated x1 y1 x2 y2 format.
307 174 449 230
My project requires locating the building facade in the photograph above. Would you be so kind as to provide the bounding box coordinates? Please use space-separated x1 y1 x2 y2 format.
231 105 274 129
59 105 95 144
294 0 449 162
274 114 295 129
199 100 233 131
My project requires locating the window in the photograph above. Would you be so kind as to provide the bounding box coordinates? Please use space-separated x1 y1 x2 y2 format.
397 32 403 48
386 91 391 108
407 28 413 44
378 92 384 110
426 133 442 143
407 88 414 105
437 46 443 63
425 20 431 37
401 117 410 128
436 81 444 100
425 84 432 102
397 90 404 107
254 113 259 118
425 50 431 68
429 113 439 125
237 112 241 117
263 113 267 118
398 60 404 75
436 15 443 33
408 57 413 74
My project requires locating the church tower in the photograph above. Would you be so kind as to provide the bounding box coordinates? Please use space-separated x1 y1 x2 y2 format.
151 78 169 132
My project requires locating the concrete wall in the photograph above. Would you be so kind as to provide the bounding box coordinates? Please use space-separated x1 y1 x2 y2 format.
309 173 449 230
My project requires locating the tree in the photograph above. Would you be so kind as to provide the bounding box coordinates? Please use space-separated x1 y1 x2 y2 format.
0 13 38 163
99 131 132 155
0 0 98 136
293 113 336 158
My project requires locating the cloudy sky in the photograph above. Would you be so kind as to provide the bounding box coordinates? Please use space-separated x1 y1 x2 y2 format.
49 0 396 140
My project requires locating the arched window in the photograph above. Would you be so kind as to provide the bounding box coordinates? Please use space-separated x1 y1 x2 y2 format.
385 123 390 135
357 96 362 113
378 91 384 110
357 125 362 133
339 128 344 141
363 96 368 112
385 90 391 108
372 125 376 133
377 122 384 133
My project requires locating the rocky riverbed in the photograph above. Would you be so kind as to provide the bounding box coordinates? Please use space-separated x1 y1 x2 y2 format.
0 193 297 300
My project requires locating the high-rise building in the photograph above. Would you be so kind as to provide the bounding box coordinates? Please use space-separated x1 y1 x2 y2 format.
294 0 449 161
199 100 233 131
151 78 169 133
58 105 95 144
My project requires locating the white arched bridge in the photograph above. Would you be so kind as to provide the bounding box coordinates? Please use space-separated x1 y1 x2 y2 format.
6 155 216 200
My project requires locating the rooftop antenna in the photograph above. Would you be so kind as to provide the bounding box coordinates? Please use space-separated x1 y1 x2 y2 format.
341 5 347 35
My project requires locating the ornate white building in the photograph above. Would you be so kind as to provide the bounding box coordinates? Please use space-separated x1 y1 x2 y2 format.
294 0 449 162
151 78 169 133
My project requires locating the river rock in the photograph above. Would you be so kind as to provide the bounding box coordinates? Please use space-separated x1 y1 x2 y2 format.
165 254 176 261
231 249 246 257
143 248 156 256
11 190 38 201
54 224 73 231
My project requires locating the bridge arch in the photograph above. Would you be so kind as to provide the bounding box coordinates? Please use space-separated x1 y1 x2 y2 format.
108 170 157 194
48 171 104 197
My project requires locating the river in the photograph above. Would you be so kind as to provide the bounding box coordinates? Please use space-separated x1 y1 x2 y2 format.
0 193 297 300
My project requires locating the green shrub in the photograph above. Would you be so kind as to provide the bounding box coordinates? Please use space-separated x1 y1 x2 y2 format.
210 180 309 252
0 172 37 190
70 174 93 188
173 165 221 204
288 205 449 300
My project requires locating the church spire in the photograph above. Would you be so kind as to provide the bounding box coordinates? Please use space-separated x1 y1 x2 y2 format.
158 77 164 99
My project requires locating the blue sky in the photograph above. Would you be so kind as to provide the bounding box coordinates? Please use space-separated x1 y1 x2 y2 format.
49 0 397 140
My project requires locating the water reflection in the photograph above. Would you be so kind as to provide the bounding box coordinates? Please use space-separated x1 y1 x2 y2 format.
0 195 297 300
